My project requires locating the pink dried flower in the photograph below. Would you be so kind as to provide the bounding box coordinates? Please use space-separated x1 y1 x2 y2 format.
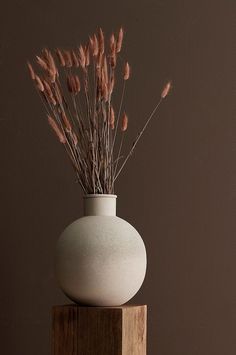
161 81 172 98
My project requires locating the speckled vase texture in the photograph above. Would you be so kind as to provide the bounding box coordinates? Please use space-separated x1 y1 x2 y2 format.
55 194 147 306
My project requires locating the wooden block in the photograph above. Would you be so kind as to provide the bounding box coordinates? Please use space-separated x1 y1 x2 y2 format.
52 304 147 355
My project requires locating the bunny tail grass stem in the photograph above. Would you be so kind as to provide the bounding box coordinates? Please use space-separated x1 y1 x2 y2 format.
113 132 125 187
114 97 163 181
111 80 126 154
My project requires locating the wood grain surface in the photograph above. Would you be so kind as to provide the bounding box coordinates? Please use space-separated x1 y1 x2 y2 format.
52 304 147 355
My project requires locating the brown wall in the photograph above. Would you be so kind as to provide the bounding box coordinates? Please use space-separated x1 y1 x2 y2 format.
0 0 235 354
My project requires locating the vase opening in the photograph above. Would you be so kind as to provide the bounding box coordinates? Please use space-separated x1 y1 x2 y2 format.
83 194 117 216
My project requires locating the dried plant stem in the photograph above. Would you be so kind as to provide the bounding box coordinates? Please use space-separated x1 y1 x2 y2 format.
114 132 125 180
114 97 163 181
111 80 126 154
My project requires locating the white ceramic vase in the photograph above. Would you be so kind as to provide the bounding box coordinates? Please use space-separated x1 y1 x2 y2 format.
55 194 147 306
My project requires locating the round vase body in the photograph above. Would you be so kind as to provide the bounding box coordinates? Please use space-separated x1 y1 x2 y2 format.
55 195 147 306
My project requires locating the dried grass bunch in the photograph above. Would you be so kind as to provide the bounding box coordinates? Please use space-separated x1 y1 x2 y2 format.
28 27 171 194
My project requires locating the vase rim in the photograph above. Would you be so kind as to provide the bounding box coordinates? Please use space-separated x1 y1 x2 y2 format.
84 194 117 199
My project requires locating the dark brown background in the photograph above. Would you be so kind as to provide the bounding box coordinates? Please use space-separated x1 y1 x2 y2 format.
0 0 235 354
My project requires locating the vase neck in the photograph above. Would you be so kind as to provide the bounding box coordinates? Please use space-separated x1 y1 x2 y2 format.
83 194 117 216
